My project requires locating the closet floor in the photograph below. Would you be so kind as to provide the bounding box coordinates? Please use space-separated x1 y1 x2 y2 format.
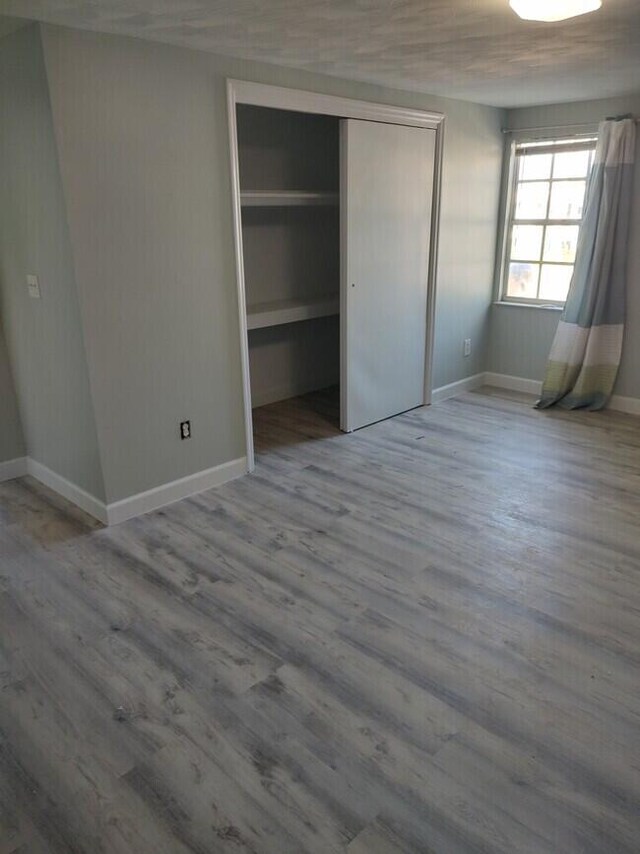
1 386 639 853
252 384 341 455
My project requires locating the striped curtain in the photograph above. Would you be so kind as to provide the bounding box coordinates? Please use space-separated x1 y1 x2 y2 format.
536 118 636 410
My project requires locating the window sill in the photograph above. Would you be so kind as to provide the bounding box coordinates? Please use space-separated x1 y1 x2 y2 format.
493 301 563 312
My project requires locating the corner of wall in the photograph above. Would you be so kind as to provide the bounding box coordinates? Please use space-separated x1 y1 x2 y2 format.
0 321 25 464
0 22 107 503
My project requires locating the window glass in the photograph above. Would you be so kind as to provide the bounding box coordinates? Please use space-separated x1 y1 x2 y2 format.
520 153 552 180
511 225 544 261
548 181 586 219
539 264 573 302
553 149 591 179
543 225 580 264
507 263 539 300
515 182 550 219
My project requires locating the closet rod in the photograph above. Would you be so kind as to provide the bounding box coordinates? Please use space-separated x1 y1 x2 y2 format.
502 119 639 134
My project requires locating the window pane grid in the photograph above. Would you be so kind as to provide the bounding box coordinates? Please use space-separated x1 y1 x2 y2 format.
512 176 587 181
504 137 595 304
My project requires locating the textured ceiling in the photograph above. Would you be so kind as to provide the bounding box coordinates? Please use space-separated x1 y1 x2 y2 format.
1 0 640 107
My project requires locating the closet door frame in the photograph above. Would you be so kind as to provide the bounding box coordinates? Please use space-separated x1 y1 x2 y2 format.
227 79 445 471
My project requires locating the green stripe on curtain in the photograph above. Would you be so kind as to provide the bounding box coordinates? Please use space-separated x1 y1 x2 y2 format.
543 363 620 409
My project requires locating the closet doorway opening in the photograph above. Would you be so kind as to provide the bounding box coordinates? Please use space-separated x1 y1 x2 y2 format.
236 104 342 457
227 82 445 470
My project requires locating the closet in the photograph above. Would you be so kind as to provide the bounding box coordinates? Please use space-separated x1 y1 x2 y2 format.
232 88 440 458
237 106 341 412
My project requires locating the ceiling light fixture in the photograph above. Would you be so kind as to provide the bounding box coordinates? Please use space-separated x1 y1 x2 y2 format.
509 0 602 22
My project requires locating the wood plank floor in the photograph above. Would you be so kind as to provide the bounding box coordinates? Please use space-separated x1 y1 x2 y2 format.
1 386 639 853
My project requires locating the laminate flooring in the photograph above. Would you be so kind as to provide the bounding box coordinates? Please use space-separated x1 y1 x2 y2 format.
1 386 639 853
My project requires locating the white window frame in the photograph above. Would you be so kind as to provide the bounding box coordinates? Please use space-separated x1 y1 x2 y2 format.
497 134 597 307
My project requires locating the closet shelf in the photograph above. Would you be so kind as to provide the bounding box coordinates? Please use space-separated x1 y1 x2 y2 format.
247 295 339 330
241 190 339 207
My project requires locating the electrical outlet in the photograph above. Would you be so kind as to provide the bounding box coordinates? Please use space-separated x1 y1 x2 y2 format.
26 274 41 300
463 338 471 357
180 420 191 440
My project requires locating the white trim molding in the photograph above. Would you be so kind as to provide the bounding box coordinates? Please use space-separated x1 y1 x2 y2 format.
226 78 446 471
26 458 109 524
483 373 640 415
0 456 27 483
483 372 543 396
227 81 254 474
228 81 444 129
3 456 247 527
105 457 247 526
431 373 486 403
608 394 640 416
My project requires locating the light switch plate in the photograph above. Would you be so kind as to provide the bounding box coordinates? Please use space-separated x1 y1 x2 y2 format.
26 274 41 300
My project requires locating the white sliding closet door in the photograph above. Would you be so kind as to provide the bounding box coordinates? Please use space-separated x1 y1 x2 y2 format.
340 119 436 432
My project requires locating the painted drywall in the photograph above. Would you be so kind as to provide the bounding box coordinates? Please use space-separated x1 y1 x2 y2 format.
38 24 503 502
431 101 503 387
0 25 105 498
489 306 561 381
0 323 24 464
489 95 640 397
41 24 247 503
249 318 340 408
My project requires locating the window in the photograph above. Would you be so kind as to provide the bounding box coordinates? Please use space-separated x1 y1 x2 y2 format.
500 136 597 305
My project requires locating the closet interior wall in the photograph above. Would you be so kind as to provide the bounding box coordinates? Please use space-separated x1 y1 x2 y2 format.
236 105 340 409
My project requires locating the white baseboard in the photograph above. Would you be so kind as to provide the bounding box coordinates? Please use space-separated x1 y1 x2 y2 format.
105 456 248 526
483 373 640 415
0 456 27 483
26 458 109 524
431 373 485 403
252 378 338 409
9 371 640 526
608 394 640 416
5 455 247 527
483 372 542 396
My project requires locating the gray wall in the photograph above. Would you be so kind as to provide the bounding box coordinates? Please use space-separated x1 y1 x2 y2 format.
489 95 640 398
431 98 504 387
248 319 340 408
0 25 105 498
37 24 503 502
42 24 246 503
0 324 24 463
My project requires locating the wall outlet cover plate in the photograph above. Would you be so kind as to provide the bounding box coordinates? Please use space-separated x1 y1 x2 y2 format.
27 274 41 299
